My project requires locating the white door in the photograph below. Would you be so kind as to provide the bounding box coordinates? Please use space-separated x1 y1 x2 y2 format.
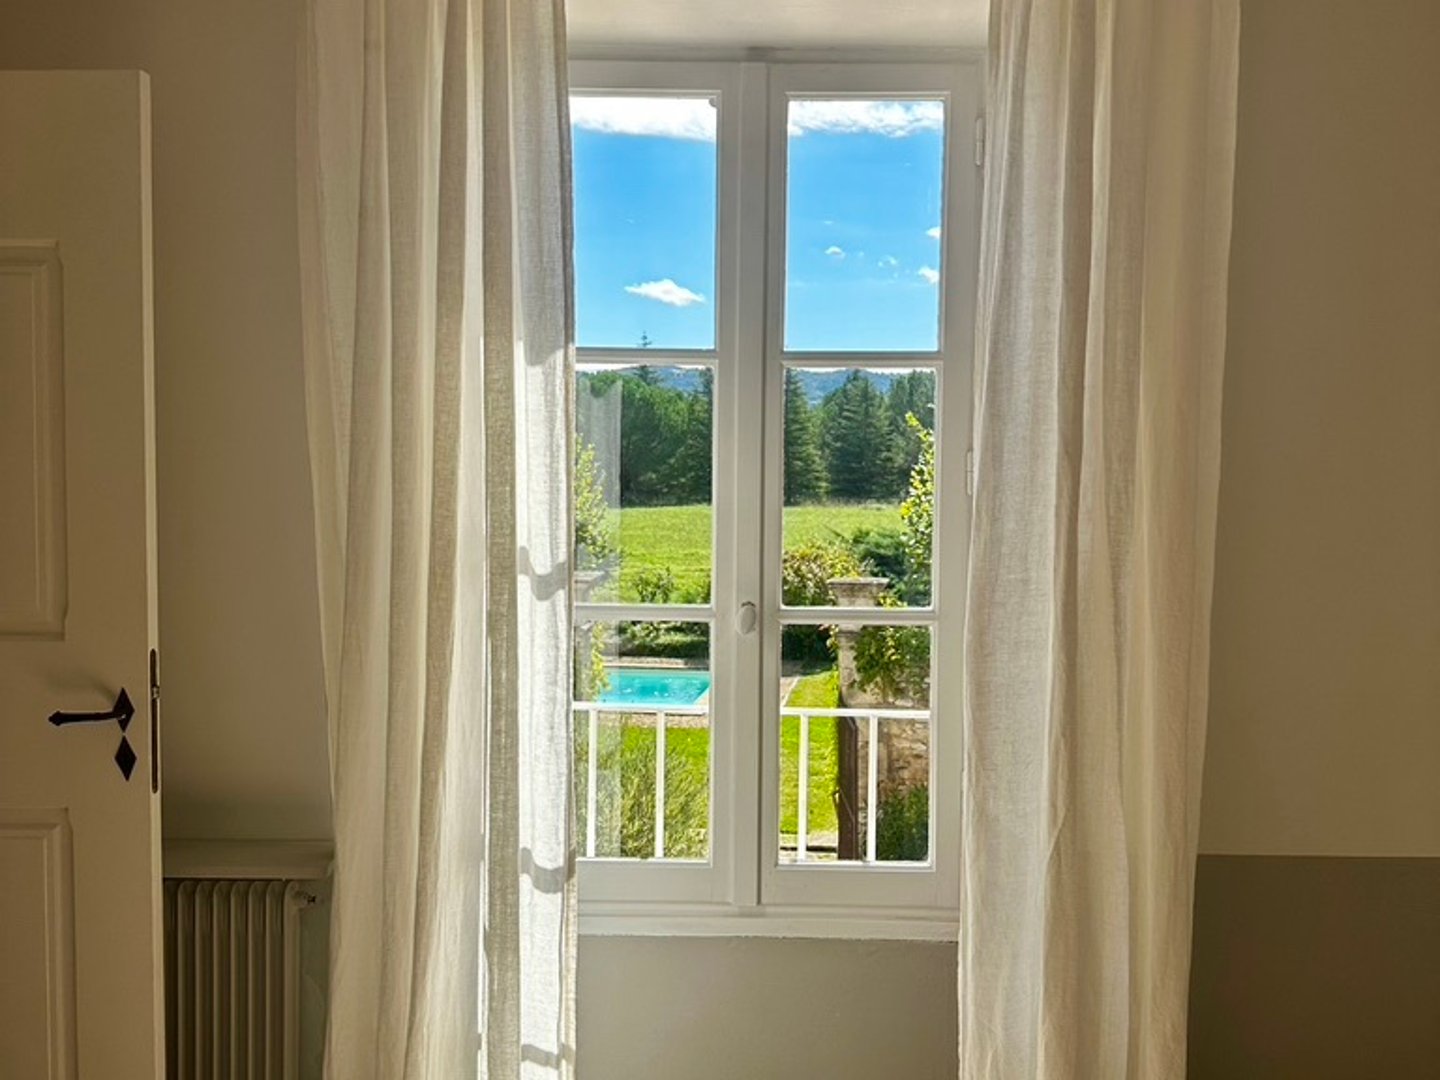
0 72 164 1079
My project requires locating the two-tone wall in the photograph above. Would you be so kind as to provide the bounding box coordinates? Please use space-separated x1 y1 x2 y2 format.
4 1 1437 1076
1188 2 1440 1074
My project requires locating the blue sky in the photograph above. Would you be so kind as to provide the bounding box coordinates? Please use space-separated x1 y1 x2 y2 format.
571 96 945 352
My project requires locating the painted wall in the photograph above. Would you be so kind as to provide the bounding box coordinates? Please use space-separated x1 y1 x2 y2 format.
0 0 332 840
1189 856 1440 1077
579 937 957 1080
1200 0 1440 858
3 0 1438 1076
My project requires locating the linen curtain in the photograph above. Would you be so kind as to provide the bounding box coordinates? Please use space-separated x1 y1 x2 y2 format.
297 1 575 1076
961 2 1240 1076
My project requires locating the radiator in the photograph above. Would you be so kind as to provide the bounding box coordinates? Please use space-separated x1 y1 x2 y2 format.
163 879 309 1080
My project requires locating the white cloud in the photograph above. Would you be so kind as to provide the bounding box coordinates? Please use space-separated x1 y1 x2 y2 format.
824 245 846 259
878 255 899 269
624 279 706 307
926 226 942 239
789 100 944 139
571 96 716 142
918 266 941 285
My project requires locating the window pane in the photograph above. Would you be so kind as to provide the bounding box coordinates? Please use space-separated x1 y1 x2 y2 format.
575 620 711 861
781 367 934 607
783 98 946 352
779 623 930 864
576 365 713 604
571 95 717 349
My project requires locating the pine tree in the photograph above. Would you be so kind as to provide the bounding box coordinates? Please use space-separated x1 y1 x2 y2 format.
821 372 900 501
886 370 936 490
673 367 714 504
783 369 828 505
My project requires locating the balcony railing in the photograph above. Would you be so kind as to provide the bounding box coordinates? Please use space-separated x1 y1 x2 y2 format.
572 702 929 863
781 706 929 864
572 702 708 859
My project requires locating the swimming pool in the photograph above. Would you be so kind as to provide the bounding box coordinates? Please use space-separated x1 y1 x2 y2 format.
596 667 711 708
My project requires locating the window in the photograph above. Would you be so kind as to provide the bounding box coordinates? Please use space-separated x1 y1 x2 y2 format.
569 60 981 935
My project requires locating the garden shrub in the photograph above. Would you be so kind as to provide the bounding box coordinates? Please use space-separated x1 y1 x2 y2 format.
622 569 712 656
896 414 934 606
632 566 676 604
875 783 929 862
852 619 931 705
847 525 907 584
577 721 709 860
672 570 711 606
574 439 617 572
780 541 863 662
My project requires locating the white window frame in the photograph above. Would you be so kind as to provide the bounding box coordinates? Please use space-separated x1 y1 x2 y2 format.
570 61 747 910
570 56 982 939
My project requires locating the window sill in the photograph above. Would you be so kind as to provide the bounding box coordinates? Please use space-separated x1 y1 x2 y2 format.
579 900 958 941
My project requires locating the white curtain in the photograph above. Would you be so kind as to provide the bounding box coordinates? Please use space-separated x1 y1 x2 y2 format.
961 2 1240 1076
297 1 575 1076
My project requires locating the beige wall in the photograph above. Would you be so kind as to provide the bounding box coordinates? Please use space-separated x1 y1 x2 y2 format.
0 0 331 840
3 0 1437 1076
578 937 957 1080
1200 0 1440 857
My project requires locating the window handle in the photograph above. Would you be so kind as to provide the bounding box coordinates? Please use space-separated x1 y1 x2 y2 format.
737 601 758 636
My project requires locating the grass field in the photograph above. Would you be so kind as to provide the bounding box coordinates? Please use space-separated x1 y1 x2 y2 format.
601 502 902 603
779 668 843 840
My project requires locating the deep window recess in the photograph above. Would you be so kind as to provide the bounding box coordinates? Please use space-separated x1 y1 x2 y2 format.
569 59 981 936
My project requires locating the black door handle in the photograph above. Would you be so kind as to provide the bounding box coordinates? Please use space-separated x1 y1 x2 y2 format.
48 689 138 780
49 688 135 729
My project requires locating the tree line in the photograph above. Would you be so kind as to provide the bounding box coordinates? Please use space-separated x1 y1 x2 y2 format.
576 366 935 507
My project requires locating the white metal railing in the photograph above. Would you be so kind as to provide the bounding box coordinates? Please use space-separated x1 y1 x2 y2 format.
572 702 708 859
572 701 928 863
780 706 929 864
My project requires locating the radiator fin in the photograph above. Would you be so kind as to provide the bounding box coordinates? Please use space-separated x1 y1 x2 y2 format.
164 878 304 1080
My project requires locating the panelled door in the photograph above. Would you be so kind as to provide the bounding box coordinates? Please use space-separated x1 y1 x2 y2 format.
0 71 164 1079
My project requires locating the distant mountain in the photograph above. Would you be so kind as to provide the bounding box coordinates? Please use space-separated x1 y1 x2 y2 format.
788 368 902 404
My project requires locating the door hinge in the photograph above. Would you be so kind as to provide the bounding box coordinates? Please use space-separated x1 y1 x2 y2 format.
973 115 986 168
965 448 976 496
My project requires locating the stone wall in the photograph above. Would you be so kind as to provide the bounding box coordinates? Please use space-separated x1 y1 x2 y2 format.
828 577 930 831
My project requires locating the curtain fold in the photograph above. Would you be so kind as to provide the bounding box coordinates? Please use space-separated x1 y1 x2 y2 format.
297 1 575 1076
961 2 1240 1076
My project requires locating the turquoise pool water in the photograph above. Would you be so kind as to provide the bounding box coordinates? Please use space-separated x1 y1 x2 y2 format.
597 667 711 708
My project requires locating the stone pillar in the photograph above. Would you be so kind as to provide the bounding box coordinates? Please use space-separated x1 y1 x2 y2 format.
573 569 606 699
825 576 929 861
826 577 887 860
827 576 889 710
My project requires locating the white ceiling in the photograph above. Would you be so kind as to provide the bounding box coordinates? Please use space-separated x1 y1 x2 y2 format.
566 0 989 51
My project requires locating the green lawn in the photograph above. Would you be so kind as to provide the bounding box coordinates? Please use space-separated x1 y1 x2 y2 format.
600 502 902 603
779 668 842 840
